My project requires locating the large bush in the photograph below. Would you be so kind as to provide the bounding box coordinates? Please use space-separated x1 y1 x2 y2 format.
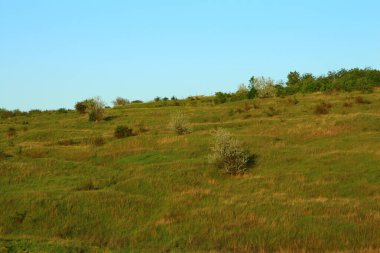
169 111 191 135
112 97 129 107
208 129 250 175
87 97 105 122
75 101 88 114
251 76 277 98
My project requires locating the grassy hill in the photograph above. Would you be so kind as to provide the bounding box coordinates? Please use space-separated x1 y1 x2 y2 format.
1 90 380 252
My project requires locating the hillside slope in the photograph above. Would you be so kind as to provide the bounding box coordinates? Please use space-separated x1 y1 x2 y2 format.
1 91 380 252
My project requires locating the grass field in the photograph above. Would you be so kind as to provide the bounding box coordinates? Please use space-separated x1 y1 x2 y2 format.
1 90 380 252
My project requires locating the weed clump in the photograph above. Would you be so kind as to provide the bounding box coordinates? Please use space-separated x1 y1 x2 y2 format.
264 106 280 117
287 97 299 105
355 96 371 104
93 136 106 146
114 126 134 139
169 111 191 135
7 127 17 138
208 129 250 175
314 101 332 115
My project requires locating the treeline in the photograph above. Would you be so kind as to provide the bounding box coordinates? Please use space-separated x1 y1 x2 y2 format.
1 68 379 118
214 68 380 104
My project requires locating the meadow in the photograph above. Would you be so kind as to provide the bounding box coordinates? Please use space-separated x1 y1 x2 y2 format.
0 90 380 252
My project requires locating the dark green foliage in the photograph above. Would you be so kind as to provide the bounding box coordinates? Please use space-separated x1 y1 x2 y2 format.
114 125 134 138
214 92 231 104
57 108 68 114
131 100 143 103
0 109 26 119
154 97 161 102
247 76 258 99
75 101 88 114
284 68 380 94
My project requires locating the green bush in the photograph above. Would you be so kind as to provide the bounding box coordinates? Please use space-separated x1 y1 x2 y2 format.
208 129 250 175
169 111 191 135
112 97 129 107
114 126 134 139
87 97 105 122
75 101 88 114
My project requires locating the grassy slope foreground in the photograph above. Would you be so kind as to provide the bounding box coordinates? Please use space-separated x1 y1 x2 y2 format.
0 91 380 252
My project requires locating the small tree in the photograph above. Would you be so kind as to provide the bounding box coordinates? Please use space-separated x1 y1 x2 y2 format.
253 76 277 98
112 97 129 107
208 129 250 175
247 76 258 99
87 97 105 122
169 111 191 135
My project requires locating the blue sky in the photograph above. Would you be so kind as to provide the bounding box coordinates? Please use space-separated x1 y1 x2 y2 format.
1 0 379 110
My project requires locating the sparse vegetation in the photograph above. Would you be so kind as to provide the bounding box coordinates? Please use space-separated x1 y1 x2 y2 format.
0 88 380 252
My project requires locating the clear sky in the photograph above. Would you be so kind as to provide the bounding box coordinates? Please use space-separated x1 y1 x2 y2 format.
1 0 379 110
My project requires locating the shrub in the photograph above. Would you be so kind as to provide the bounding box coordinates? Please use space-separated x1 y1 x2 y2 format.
57 139 80 146
251 76 277 98
355 96 371 104
87 97 105 122
169 111 191 135
314 101 332 115
75 101 88 114
7 127 17 138
214 92 231 104
264 106 280 117
343 102 353 108
57 108 68 114
136 121 148 133
287 97 299 105
114 125 134 139
112 97 129 107
208 129 250 175
93 136 106 146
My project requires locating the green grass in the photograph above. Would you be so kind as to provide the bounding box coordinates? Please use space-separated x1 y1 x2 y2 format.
1 91 380 252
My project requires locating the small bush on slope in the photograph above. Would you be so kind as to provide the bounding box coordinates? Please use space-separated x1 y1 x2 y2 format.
169 111 191 135
114 125 134 139
208 129 250 175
